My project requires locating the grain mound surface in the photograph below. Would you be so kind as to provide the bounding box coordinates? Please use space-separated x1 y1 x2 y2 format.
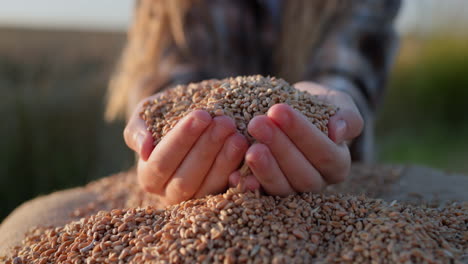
5 188 467 264
3 76 467 264
140 75 336 145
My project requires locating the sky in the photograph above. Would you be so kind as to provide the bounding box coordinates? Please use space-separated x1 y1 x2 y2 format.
0 0 133 31
0 0 467 34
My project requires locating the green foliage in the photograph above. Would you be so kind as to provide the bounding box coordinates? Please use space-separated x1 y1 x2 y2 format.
376 36 468 172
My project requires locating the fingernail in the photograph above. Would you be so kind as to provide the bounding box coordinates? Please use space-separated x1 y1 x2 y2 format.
136 132 145 153
246 148 265 169
229 172 240 187
335 119 347 143
274 108 291 128
190 114 210 130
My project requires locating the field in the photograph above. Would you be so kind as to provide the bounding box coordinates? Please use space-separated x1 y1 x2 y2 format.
377 35 468 172
0 27 133 221
1 27 467 221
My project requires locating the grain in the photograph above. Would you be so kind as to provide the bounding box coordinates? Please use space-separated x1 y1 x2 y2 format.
5 188 467 263
3 77 466 263
140 75 336 145
140 75 336 177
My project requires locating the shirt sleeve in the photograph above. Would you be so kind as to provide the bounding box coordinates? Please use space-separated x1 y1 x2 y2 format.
306 0 401 113
304 0 401 162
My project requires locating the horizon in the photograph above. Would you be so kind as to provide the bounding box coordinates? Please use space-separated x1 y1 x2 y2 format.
0 1 467 35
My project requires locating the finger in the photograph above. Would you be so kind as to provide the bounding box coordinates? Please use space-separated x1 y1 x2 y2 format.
320 90 363 144
328 107 363 144
245 143 295 196
294 82 363 144
244 174 261 191
194 133 248 198
164 116 237 204
124 106 154 161
267 104 350 184
248 116 326 193
138 110 212 193
228 171 261 192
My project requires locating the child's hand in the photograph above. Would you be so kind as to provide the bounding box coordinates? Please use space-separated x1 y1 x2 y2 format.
229 82 363 196
124 94 248 206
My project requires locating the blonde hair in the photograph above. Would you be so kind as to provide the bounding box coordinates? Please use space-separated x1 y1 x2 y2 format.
106 0 345 121
105 0 191 121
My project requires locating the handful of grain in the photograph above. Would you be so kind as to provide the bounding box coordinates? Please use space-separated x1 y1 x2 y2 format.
140 75 337 145
6 188 467 264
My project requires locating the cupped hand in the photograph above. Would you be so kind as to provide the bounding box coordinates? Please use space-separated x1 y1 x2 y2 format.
124 94 248 206
229 81 363 196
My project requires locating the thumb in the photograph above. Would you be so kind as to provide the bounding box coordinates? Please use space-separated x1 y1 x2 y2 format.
329 107 364 144
123 109 155 161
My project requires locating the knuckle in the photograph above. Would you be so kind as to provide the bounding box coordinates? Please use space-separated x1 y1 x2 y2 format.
169 179 193 201
296 174 323 193
137 170 161 194
148 160 171 180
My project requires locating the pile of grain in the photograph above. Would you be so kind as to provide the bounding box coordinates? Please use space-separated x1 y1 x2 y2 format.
67 164 404 220
140 75 336 145
4 76 466 263
5 188 467 264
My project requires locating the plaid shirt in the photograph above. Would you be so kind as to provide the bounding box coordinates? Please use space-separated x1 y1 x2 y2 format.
157 0 401 161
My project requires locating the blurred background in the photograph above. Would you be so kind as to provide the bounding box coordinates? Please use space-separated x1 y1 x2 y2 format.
0 0 467 221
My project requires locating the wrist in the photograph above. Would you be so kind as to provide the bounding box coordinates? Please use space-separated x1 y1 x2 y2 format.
315 75 368 114
314 75 375 163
